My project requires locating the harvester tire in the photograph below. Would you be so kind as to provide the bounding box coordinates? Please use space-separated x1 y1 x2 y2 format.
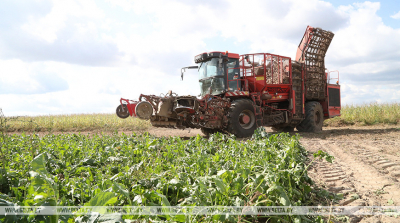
116 104 130 119
271 126 294 132
227 99 257 138
201 128 219 137
296 101 324 132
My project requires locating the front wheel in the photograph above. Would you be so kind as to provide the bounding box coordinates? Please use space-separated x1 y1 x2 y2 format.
116 104 130 119
296 101 324 132
226 99 257 138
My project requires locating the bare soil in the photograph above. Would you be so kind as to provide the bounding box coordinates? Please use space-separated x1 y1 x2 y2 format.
298 125 400 222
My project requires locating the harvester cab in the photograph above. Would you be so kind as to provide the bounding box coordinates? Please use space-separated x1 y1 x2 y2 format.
187 51 241 97
116 26 339 138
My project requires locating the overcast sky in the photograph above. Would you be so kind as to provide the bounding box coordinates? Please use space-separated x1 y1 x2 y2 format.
1 0 399 116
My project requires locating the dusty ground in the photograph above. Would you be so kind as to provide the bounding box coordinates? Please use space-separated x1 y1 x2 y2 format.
9 125 400 222
298 126 400 223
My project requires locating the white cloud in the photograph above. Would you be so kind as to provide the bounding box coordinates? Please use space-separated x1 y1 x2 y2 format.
0 0 400 116
21 0 104 43
0 0 119 66
0 59 200 116
391 10 400 19
0 59 68 94
341 83 400 105
100 0 348 73
329 2 400 64
326 1 400 89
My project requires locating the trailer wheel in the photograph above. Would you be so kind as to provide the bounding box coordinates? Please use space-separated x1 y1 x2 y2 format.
271 126 294 132
201 128 219 137
227 99 257 138
296 101 324 132
116 104 130 119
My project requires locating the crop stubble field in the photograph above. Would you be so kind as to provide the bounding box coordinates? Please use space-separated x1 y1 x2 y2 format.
4 103 400 133
1 103 400 222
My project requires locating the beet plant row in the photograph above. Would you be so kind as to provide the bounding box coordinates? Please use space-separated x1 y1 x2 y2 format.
0 128 328 222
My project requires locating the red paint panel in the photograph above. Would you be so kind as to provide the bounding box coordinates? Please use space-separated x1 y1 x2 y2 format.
327 84 341 118
127 103 137 116
267 93 289 102
329 107 341 117
120 98 138 117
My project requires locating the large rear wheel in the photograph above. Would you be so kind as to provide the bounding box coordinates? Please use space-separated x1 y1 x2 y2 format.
296 101 324 132
227 99 257 138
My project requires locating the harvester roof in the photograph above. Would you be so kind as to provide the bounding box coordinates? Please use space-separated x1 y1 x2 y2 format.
194 51 239 63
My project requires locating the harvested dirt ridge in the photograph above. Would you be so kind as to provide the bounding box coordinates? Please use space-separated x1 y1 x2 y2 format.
299 126 400 223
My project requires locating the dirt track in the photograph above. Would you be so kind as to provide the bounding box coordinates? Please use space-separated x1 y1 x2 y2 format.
299 126 400 223
147 125 400 222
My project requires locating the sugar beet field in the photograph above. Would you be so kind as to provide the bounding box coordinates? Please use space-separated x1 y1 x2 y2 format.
1 127 336 223
1 103 400 223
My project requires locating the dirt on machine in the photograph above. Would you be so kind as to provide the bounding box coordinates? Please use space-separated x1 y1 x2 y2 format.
116 26 340 138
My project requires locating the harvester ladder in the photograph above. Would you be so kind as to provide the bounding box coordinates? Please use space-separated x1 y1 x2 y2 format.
251 94 263 127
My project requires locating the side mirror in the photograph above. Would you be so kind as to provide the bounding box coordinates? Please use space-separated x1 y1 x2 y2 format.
181 66 198 80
